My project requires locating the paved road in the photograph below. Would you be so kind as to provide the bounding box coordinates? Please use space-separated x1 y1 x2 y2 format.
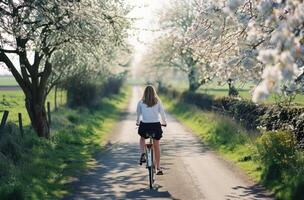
63 86 273 200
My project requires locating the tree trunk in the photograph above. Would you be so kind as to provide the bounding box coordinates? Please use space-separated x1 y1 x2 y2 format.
25 95 50 138
188 67 200 92
1 39 53 138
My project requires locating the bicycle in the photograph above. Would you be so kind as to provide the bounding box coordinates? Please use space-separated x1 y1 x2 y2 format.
138 124 166 189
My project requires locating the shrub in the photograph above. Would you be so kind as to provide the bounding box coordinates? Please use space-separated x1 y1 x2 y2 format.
0 183 25 200
256 131 297 181
158 87 304 147
66 80 99 107
290 155 304 200
0 123 23 163
64 75 124 108
260 107 304 148
182 91 213 110
67 114 80 124
224 98 266 130
100 76 124 97
0 123 26 200
0 152 11 179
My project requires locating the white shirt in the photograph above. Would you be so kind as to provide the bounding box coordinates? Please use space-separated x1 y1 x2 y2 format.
136 100 167 123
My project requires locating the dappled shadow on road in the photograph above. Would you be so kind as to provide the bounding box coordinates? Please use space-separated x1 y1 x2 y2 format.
225 184 274 200
124 186 180 200
62 139 180 200
161 115 210 157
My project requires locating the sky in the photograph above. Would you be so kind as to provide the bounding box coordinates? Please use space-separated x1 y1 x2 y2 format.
127 0 168 79
0 0 168 76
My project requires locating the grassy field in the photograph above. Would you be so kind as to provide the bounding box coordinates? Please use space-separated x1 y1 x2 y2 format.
0 76 18 86
0 87 131 200
0 90 66 126
161 95 304 200
168 80 304 105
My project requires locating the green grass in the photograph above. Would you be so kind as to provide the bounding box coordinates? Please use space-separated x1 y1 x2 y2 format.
167 80 304 105
162 95 262 181
161 95 304 200
0 88 130 200
0 76 18 86
0 90 66 125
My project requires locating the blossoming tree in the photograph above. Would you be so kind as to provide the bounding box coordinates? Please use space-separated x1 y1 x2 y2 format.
187 0 304 102
0 0 130 138
146 0 304 102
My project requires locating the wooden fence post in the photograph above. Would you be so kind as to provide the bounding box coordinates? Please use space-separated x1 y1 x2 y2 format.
18 113 24 137
0 110 9 132
47 101 51 126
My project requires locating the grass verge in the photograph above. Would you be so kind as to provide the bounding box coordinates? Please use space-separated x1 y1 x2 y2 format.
161 95 304 200
162 96 262 180
0 88 130 200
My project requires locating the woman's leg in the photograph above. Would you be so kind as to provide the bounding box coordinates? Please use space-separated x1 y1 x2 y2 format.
153 139 161 169
139 137 145 154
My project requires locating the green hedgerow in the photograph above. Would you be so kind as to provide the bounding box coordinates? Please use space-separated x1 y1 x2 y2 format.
257 131 297 181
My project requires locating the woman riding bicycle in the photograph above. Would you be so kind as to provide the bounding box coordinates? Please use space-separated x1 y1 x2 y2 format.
136 85 167 175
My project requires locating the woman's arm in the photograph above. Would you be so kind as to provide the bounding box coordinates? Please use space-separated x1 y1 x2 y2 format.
136 101 141 125
158 101 167 125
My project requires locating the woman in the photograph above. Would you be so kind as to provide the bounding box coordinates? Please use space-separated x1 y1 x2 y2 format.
136 85 167 175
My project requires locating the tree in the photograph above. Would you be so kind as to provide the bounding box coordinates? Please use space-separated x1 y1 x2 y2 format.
155 0 209 92
186 0 304 102
0 0 130 137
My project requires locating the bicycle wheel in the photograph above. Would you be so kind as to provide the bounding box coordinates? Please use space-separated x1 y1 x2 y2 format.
149 148 155 189
146 148 154 189
148 166 153 189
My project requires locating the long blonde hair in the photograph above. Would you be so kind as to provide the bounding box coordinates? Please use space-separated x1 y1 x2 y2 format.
142 85 158 107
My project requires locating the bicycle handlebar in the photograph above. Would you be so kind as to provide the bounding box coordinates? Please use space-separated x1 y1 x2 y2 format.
136 123 167 127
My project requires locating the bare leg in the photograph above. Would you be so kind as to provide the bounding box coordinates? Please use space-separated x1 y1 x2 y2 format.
153 139 161 169
140 137 145 154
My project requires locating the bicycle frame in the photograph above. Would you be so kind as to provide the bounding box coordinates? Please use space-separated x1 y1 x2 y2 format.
145 134 155 189
146 137 154 167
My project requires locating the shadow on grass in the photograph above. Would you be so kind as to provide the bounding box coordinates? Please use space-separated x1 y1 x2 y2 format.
0 92 128 200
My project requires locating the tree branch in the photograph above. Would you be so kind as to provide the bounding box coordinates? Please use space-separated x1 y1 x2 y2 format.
0 7 12 16
0 48 18 53
0 52 28 92
39 58 52 93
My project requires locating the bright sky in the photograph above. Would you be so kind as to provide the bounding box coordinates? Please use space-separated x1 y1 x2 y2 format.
127 0 168 79
0 0 168 76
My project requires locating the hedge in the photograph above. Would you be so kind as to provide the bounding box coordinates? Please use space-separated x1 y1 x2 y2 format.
158 87 304 148
65 75 125 108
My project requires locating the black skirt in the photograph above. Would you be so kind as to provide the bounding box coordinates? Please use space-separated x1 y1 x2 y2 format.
138 121 163 140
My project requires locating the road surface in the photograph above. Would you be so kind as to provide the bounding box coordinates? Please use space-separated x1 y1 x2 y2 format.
63 86 273 200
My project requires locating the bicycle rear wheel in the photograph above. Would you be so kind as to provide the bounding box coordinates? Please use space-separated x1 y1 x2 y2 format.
147 148 154 189
148 166 153 189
